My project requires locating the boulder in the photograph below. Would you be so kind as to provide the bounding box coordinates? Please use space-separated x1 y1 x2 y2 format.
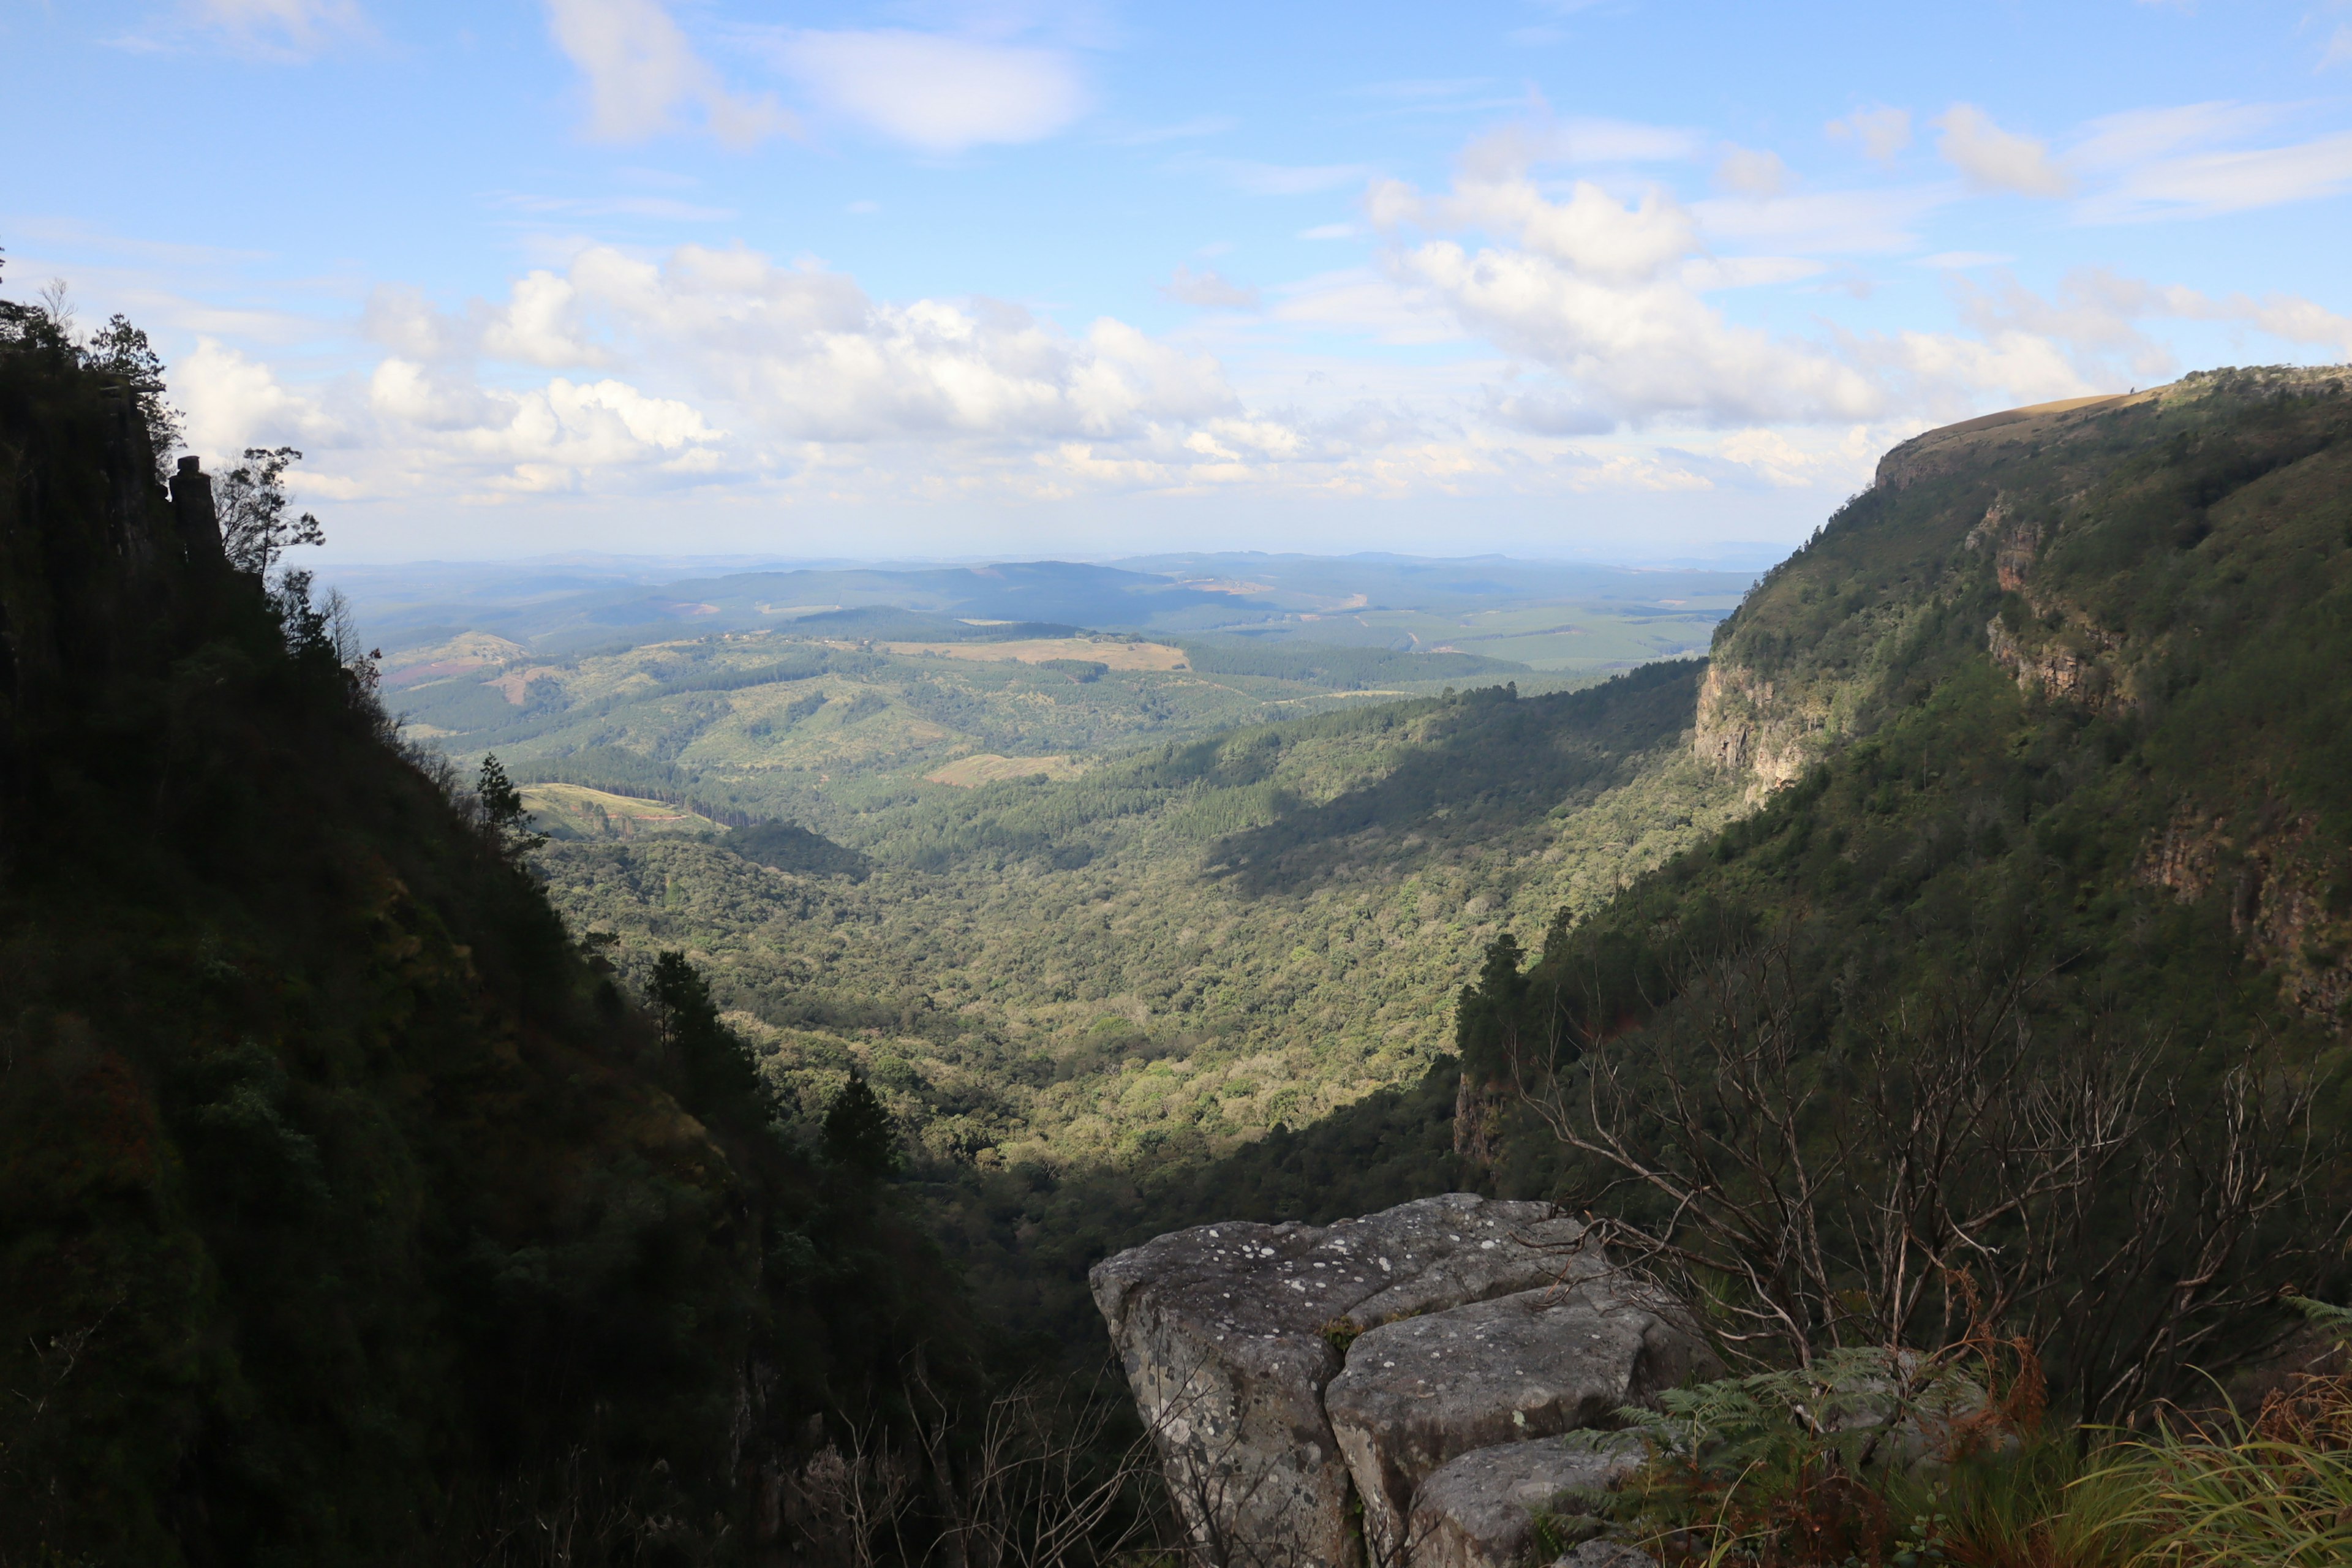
1553 1544 1659 1568
1325 1284 1711 1563
1090 1194 1591 1568
1406 1436 1644 1568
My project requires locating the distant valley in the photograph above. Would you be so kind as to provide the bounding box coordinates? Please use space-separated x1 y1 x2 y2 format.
339 552 1757 1167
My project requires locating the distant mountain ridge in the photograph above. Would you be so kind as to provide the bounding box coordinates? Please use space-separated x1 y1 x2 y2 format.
332 549 1751 670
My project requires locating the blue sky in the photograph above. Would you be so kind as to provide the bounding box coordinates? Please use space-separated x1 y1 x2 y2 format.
5 0 2350 563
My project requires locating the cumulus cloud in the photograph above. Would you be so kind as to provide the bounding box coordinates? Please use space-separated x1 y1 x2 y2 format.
1935 104 2075 196
769 30 1088 152
361 274 606 368
1935 267 2352 385
1370 151 1894 424
160 105 2352 530
543 0 795 148
1161 266 1261 309
254 244 1291 504
177 336 310 451
1353 130 2325 432
522 244 1238 442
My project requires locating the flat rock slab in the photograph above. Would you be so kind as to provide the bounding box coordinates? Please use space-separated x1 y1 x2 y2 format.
1327 1284 1713 1561
1553 1544 1659 1568
1408 1436 1645 1568
1091 1194 1593 1568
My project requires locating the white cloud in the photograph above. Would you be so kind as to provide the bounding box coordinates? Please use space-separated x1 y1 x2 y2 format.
361 274 606 369
1937 266 2352 381
1826 105 1912 162
771 30 1088 153
1376 170 1698 284
2080 128 2352 219
543 0 795 148
1542 117 1708 164
1935 104 2074 196
1270 268 1466 345
1161 265 1261 309
2067 101 2286 170
1714 145 1791 196
480 272 608 367
1358 132 2206 431
1947 268 2179 383
1393 236 1885 424
360 244 1242 457
178 338 330 454
1691 186 1945 255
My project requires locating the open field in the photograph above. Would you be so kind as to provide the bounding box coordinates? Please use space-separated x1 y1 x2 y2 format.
518 782 724 839
879 638 1191 671
922 752 1091 786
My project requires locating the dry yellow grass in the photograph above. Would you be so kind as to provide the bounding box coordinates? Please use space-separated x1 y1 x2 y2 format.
381 631 528 689
519 782 722 838
922 753 1090 788
880 638 1189 671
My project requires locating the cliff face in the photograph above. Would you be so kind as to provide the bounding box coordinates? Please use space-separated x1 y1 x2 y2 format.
1441 366 2352 1416
1683 366 2352 1020
0 320 967 1564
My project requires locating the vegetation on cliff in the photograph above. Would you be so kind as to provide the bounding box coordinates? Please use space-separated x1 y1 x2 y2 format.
0 284 981 1564
1451 369 2352 1417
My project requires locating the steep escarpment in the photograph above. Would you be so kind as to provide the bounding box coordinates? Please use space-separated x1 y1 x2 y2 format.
0 310 971 1560
1444 364 2352 1417
1687 364 2352 1001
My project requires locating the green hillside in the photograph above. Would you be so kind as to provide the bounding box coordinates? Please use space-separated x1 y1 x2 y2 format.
384 619 1544 827
1171 368 2352 1419
0 294 975 1563
538 665 1745 1169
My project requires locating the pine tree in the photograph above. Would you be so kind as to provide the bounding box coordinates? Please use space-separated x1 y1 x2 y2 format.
821 1076 900 1179
475 754 545 852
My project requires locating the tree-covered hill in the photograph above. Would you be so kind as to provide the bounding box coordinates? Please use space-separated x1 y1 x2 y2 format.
1344 368 2352 1415
0 293 974 1562
536 663 1746 1171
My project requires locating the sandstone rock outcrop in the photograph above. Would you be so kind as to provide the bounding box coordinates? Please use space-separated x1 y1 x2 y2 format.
1407 1436 1646 1568
1092 1194 1698 1568
1328 1284 1711 1562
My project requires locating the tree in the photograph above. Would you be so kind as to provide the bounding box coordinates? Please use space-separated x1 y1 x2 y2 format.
823 1076 900 1180
647 949 774 1120
85 313 183 480
475 754 545 853
1502 926 2345 1422
217 446 324 576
